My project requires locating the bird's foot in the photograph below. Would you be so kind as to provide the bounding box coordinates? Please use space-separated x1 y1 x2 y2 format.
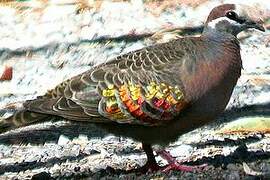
157 150 207 172
126 160 205 174
162 162 207 172
139 161 162 173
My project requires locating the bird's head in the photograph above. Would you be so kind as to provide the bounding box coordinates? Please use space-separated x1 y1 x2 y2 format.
203 4 265 37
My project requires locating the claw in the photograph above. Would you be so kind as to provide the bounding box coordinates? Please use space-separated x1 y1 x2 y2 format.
156 149 207 172
162 162 207 172
136 144 207 174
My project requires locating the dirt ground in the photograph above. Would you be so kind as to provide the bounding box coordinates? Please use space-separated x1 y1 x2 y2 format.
0 0 270 179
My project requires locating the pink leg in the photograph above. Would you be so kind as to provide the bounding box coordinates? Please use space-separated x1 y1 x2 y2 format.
128 144 206 174
156 150 207 172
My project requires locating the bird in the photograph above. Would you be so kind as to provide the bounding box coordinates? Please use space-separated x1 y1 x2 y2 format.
0 4 265 173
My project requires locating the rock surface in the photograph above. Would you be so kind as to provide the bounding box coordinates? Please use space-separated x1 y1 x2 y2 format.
0 0 269 179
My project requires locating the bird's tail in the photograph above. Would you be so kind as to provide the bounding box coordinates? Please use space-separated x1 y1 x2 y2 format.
0 103 49 134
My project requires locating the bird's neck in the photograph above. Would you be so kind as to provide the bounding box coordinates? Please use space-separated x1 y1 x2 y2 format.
200 30 241 69
202 26 238 42
203 32 242 89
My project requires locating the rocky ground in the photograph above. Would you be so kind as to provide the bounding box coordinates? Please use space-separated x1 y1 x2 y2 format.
0 0 270 179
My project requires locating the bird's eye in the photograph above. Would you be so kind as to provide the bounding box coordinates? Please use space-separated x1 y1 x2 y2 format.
225 11 238 20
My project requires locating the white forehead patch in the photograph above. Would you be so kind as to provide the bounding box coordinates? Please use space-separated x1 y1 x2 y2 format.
207 17 240 30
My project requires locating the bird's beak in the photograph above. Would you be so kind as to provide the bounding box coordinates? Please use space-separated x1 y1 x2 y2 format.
245 20 265 32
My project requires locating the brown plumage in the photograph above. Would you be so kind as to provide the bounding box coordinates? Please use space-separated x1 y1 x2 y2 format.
0 4 265 172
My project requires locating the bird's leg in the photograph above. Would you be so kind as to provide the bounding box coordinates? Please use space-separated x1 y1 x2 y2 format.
127 145 206 174
141 143 161 172
156 150 207 172
127 143 162 173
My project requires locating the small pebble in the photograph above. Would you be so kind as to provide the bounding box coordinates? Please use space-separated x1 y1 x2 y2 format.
58 135 70 146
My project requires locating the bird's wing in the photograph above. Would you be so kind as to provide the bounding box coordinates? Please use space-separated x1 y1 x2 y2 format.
25 38 204 126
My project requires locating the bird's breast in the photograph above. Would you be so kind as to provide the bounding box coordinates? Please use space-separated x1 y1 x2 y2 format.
183 49 241 118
